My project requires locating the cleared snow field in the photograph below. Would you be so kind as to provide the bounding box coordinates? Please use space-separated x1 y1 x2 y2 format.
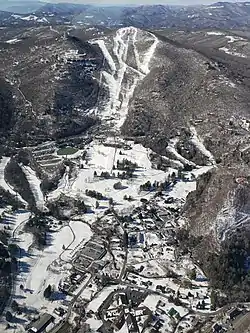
14 225 74 310
61 220 93 261
219 46 247 58
167 138 196 168
21 165 46 211
49 137 213 219
71 140 168 214
92 27 158 129
0 157 27 206
190 126 215 165
226 35 245 43
206 31 224 36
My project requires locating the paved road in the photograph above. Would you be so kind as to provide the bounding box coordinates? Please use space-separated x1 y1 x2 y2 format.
227 313 250 333
48 274 94 333
112 211 128 282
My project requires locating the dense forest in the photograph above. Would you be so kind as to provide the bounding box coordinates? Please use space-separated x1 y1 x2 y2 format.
177 228 250 303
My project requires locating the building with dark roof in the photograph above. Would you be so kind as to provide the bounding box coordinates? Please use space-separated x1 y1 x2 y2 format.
27 313 54 333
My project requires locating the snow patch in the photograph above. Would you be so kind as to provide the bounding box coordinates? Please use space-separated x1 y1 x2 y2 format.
226 35 245 43
206 31 224 36
219 47 247 58
208 5 224 8
167 138 196 168
190 126 216 165
5 38 21 44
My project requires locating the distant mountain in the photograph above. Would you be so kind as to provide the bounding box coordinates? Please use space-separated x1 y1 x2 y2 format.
121 2 250 29
0 0 43 14
2 1 250 29
36 2 90 15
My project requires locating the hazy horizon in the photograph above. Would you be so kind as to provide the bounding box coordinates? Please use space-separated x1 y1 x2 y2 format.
46 0 246 4
3 0 247 6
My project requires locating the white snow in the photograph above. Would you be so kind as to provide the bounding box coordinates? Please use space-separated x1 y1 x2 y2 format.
219 47 247 58
5 38 21 44
37 17 49 23
61 220 93 261
206 31 224 36
167 138 196 167
92 27 158 129
48 138 170 216
70 140 169 214
190 126 216 165
142 293 188 327
93 39 116 72
170 180 196 200
21 165 46 211
86 286 116 312
10 14 40 21
208 5 224 9
226 35 245 43
21 15 38 21
136 30 159 75
14 224 74 310
0 157 27 206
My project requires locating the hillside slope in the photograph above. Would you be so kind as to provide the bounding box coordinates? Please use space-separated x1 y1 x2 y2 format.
1 25 250 302
121 29 250 260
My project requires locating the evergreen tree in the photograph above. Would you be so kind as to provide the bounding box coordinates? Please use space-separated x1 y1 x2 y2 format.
11 300 19 312
5 311 12 322
44 284 52 299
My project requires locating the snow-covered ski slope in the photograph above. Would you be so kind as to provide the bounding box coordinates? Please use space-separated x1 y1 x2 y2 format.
21 165 47 212
92 27 158 129
0 157 27 206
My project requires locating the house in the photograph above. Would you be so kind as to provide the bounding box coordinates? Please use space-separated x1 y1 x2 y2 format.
152 320 163 331
168 307 180 319
156 285 165 293
27 313 55 333
213 323 224 333
126 313 139 333
227 307 242 320
195 274 208 282
54 307 66 317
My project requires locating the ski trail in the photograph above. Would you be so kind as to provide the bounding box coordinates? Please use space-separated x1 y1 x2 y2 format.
167 138 197 167
140 33 159 75
0 157 27 206
190 126 216 166
94 39 116 73
92 26 158 129
131 27 141 71
21 165 47 212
